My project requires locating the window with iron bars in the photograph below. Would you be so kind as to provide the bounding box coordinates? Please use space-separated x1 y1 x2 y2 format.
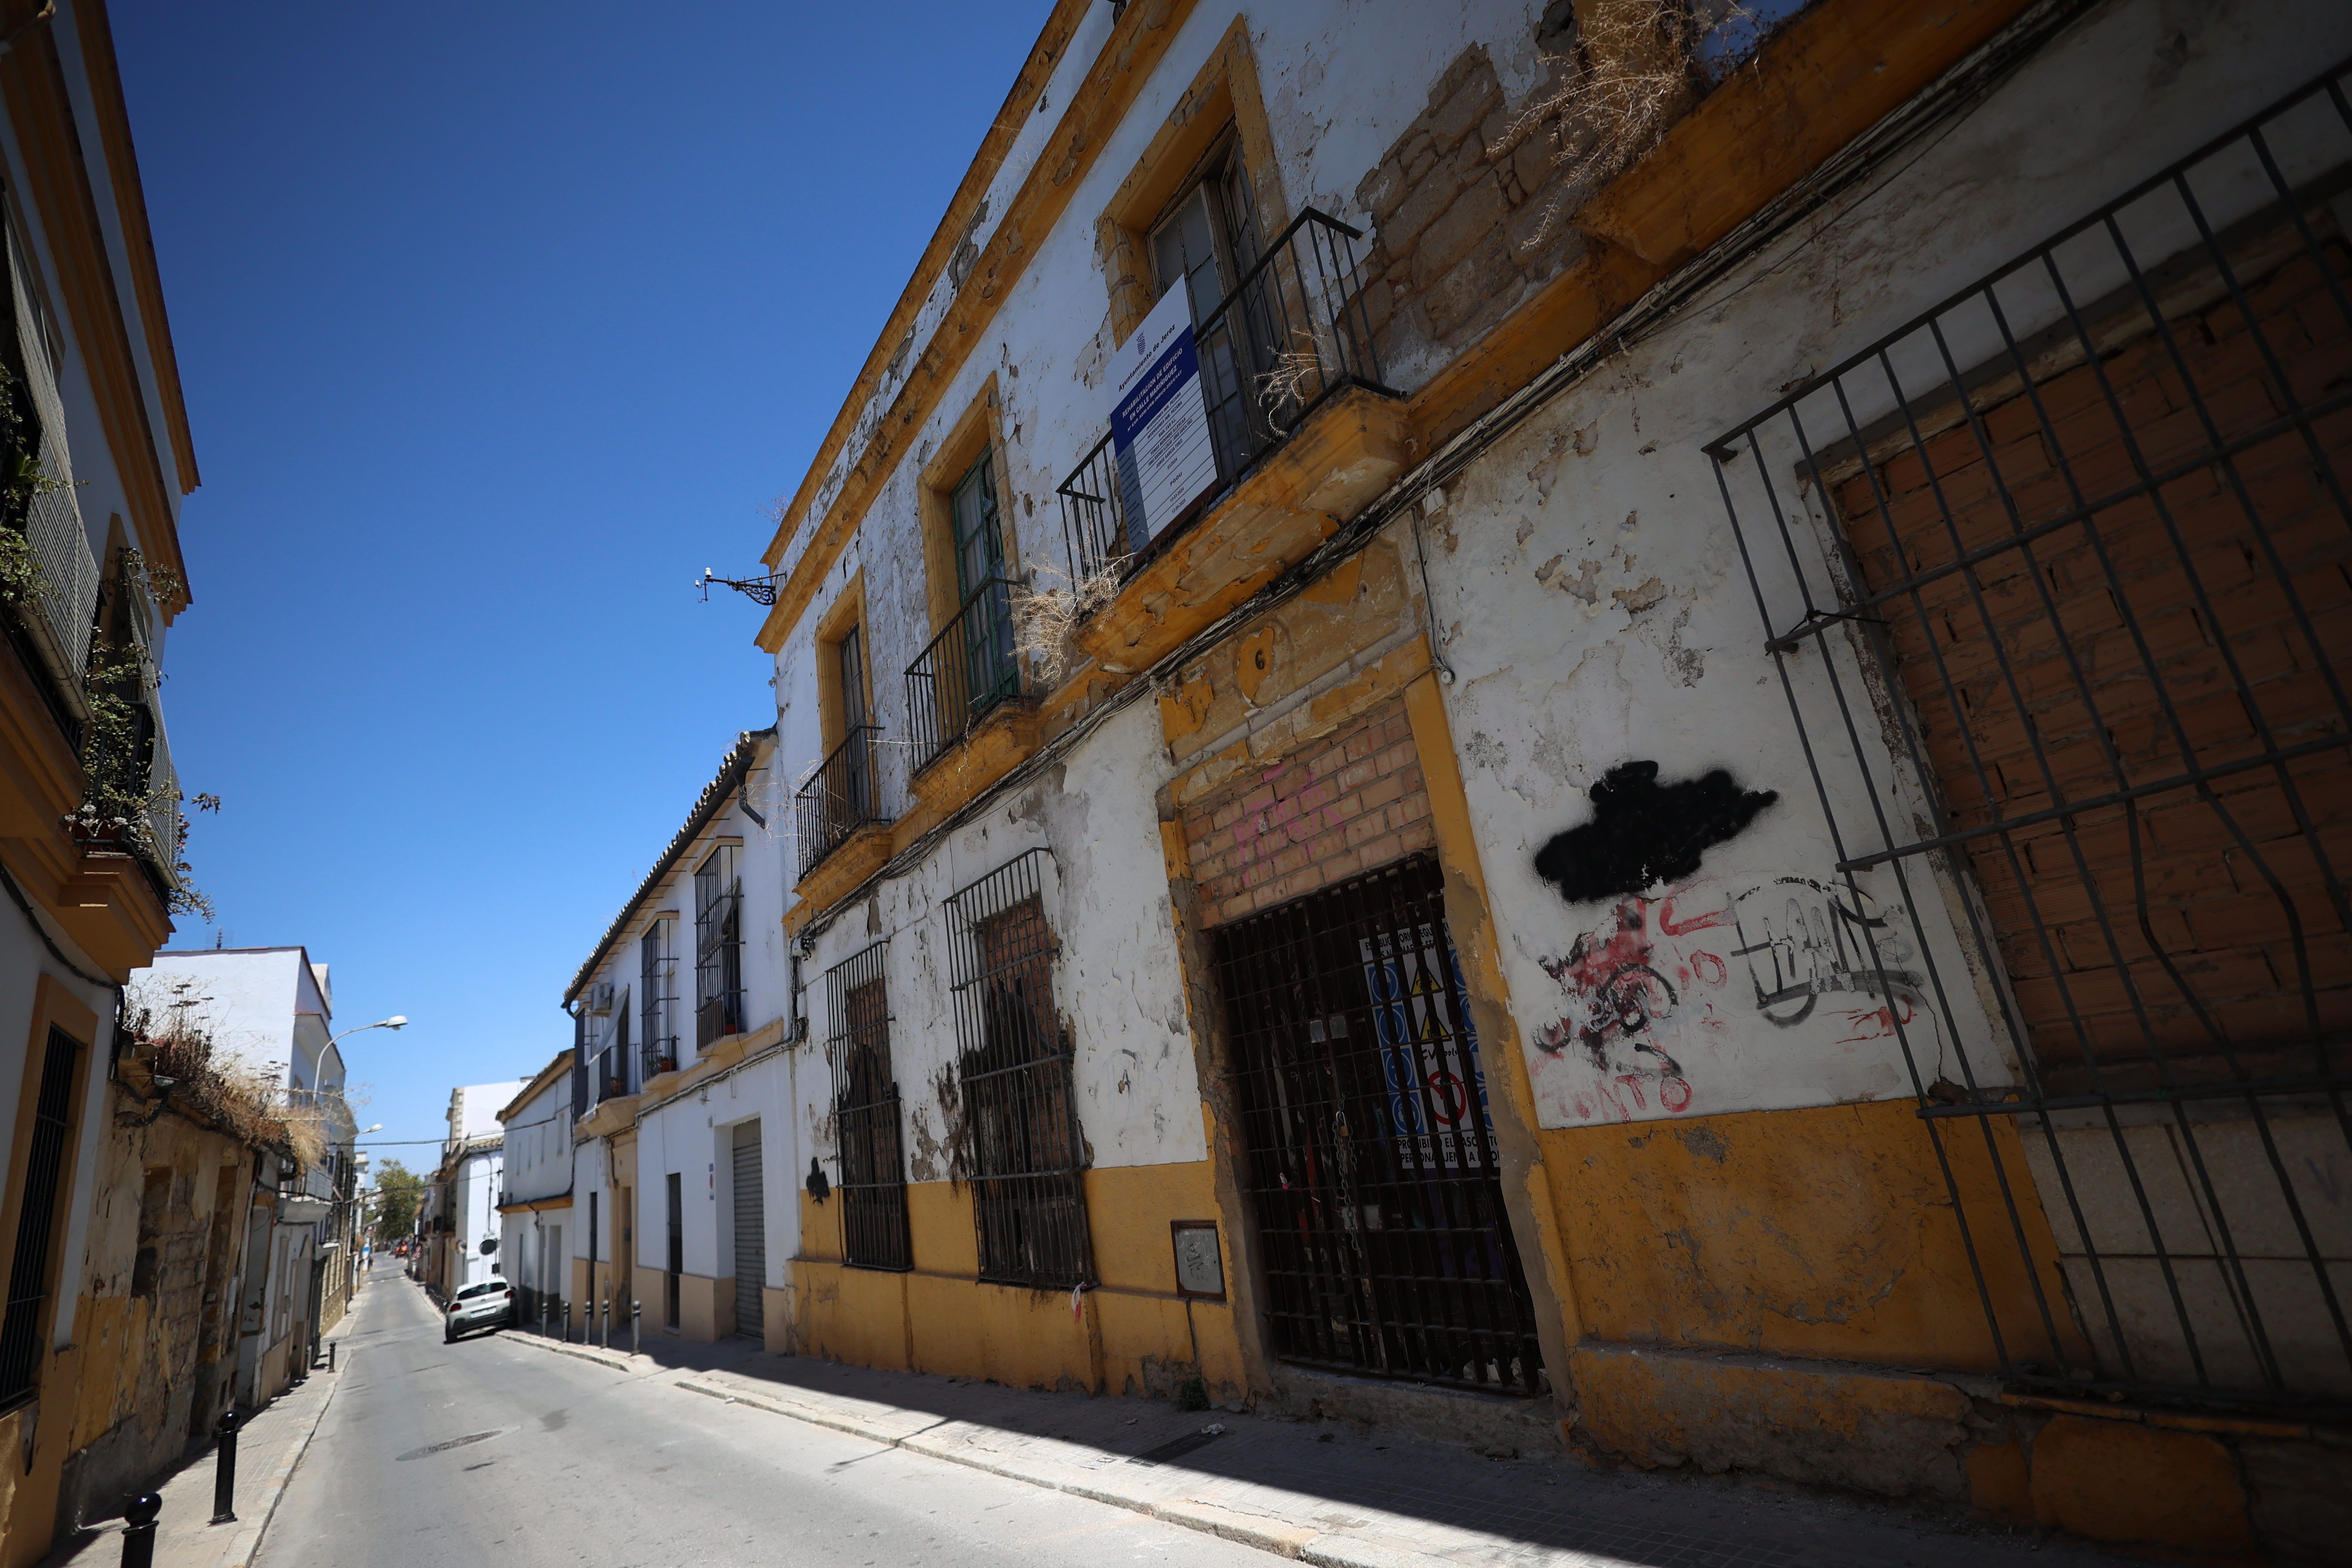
825 942 911 1271
695 844 744 1048
1707 63 2352 1414
944 850 1093 1291
597 995 631 1103
0 1028 80 1407
640 920 678 1079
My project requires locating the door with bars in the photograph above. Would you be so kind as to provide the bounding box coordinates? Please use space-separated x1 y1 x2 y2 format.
1208 855 1544 1394
1709 64 2352 1412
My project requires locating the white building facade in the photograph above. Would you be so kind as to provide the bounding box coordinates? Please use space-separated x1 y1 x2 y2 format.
432 1081 519 1297
717 0 2352 1556
495 1054 573 1330
564 730 797 1343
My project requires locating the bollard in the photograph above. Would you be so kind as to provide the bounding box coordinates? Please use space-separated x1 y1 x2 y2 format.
631 1299 641 1357
327 1340 337 1373
599 1297 609 1349
119 1492 160 1568
210 1409 242 1525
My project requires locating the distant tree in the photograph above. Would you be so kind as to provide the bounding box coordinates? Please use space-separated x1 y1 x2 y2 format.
371 1159 424 1245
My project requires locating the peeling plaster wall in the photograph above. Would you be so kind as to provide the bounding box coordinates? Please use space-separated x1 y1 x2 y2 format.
799 699 1204 1181
770 2 1554 778
1418 0 2352 1130
60 1108 250 1534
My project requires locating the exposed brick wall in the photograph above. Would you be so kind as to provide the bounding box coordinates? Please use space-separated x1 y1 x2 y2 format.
1353 42 1592 378
1184 699 1435 926
1841 225 2352 1083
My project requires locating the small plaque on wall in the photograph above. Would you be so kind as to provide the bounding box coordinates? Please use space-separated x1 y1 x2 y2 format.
1171 1220 1224 1300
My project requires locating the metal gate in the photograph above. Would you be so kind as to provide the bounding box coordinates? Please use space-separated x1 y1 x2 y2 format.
730 1121 765 1338
1208 855 1544 1394
1707 63 2352 1414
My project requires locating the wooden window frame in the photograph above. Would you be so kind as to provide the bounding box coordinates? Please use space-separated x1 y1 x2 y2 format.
1094 20 1287 351
814 573 873 755
917 382 1018 642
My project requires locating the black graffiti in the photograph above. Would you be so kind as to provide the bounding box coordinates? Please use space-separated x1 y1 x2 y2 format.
1533 761 1776 903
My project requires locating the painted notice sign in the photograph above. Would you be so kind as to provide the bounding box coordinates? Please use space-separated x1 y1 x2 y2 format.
1109 287 1218 549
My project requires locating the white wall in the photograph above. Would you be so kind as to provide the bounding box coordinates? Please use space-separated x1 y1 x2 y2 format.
576 736 787 1094
499 1066 573 1205
136 948 328 1088
633 1049 804 1290
450 1146 503 1290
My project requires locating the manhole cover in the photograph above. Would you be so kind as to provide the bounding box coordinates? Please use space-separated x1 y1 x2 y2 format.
396 1428 511 1461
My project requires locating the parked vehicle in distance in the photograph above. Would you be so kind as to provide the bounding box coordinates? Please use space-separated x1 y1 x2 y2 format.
445 1277 514 1342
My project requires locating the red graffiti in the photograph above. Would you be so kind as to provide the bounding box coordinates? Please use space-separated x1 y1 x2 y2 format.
1657 896 1734 937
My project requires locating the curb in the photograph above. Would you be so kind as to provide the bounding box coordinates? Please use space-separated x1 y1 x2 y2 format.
502 1331 641 1374
670 1376 1457 1568
219 1363 344 1568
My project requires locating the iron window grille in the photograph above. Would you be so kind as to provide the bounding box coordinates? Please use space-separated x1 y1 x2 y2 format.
593 999 630 1104
796 725 888 882
1706 61 2352 1415
825 941 912 1271
0 213 96 731
1208 855 1544 1394
640 920 678 1079
0 1027 80 1407
1058 207 1396 583
695 844 745 1049
943 849 1094 1290
906 577 1025 775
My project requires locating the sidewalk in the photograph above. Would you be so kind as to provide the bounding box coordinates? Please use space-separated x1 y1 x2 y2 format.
46 1322 351 1568
505 1325 2140 1568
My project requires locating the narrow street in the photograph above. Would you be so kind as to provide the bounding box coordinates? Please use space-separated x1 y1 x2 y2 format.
259 1279 1277 1568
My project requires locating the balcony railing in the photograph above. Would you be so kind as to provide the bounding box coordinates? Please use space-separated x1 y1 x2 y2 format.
1059 207 1393 581
905 578 1022 774
795 724 887 881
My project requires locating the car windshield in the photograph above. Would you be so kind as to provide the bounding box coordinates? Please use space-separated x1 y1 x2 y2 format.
456 1281 506 1300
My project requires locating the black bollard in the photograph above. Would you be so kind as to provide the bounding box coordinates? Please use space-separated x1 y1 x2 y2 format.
631 1299 641 1357
119 1493 160 1568
210 1409 242 1525
327 1340 337 1373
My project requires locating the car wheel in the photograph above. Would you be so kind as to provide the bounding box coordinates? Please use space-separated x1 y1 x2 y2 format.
444 1327 456 1343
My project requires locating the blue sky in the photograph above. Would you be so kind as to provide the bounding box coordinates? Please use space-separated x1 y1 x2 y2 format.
116 1 1052 1165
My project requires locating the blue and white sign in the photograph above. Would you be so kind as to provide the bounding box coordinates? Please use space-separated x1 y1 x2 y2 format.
1109 287 1218 551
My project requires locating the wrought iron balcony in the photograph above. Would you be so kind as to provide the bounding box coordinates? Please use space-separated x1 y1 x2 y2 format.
1058 206 1393 582
796 724 887 881
905 578 1023 774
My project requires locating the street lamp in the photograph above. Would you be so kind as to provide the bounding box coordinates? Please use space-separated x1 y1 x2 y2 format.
326 1016 407 1051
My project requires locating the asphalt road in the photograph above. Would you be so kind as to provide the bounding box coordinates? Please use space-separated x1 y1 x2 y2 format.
259 1278 1275 1568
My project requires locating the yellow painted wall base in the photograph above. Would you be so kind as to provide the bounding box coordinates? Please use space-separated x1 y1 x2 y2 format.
790 1161 1246 1399
1567 1339 2314 1559
1537 1097 2079 1374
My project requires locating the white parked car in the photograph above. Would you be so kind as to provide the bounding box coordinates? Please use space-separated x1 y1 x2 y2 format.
445 1278 514 1342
